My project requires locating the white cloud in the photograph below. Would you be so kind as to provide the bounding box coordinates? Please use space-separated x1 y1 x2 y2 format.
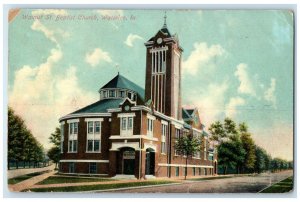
183 42 225 75
264 78 277 108
30 10 70 46
97 10 124 16
124 34 143 47
225 96 246 118
31 20 58 45
234 63 256 96
31 9 68 16
9 49 97 150
186 80 229 125
85 48 112 67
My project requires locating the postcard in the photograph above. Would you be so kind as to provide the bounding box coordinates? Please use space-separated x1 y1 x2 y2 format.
7 9 294 194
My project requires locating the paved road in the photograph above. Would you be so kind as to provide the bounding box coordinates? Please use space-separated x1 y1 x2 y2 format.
7 164 55 179
103 170 293 193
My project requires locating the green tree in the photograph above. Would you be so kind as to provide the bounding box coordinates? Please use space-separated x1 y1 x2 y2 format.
209 121 226 143
209 118 246 174
47 147 61 169
254 146 271 173
48 127 61 169
8 107 45 169
239 123 256 173
174 133 201 180
49 127 61 148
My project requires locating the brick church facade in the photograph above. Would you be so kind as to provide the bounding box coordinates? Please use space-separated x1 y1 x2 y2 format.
59 17 217 179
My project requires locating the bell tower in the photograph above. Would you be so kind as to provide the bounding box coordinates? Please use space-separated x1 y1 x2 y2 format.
144 14 183 120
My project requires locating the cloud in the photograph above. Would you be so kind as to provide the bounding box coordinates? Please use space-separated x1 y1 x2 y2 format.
97 10 124 16
186 80 229 126
124 34 143 47
30 10 70 47
9 17 97 150
264 78 276 108
183 42 225 75
9 49 97 150
234 63 256 96
85 48 112 67
31 9 68 16
225 96 246 118
31 20 58 45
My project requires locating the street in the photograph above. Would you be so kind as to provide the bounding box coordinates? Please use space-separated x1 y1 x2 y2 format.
101 170 293 193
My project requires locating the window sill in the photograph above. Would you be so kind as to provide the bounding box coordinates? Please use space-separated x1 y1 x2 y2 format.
86 151 101 153
67 152 77 153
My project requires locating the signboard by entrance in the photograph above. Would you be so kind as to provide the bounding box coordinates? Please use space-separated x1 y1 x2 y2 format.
123 151 135 159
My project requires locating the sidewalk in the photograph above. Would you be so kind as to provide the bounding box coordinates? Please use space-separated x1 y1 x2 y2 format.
8 169 57 192
7 164 55 179
29 177 182 189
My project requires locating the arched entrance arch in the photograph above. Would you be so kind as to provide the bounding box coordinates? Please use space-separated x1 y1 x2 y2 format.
117 147 136 175
145 148 155 175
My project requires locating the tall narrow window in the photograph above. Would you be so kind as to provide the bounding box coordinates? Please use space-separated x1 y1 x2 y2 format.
121 118 127 130
118 113 135 136
88 122 93 133
161 122 168 154
60 123 64 153
147 119 154 137
175 128 181 156
94 121 100 133
68 120 78 153
85 119 103 153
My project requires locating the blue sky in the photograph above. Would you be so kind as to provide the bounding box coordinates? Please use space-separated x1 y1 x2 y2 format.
8 9 294 160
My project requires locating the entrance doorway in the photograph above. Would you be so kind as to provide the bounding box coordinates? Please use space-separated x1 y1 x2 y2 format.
145 148 155 175
122 148 135 175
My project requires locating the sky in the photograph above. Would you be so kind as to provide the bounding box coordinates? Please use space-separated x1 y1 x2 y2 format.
8 9 294 161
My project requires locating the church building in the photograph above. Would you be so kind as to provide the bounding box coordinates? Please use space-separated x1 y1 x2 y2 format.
59 16 217 179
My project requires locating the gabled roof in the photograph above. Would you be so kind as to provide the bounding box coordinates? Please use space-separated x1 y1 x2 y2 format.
182 108 192 120
70 99 123 114
100 74 145 100
186 109 195 116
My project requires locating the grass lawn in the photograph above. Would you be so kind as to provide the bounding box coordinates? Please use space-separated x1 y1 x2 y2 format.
261 176 293 193
25 180 176 192
37 176 116 185
8 171 50 185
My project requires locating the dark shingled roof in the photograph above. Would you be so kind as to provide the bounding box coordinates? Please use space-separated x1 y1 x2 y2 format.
148 26 172 41
100 74 145 100
71 99 123 114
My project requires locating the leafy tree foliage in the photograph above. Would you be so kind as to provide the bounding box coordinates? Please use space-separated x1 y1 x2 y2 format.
48 127 61 169
239 123 256 173
8 107 45 169
49 127 61 148
174 133 201 179
47 147 61 169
